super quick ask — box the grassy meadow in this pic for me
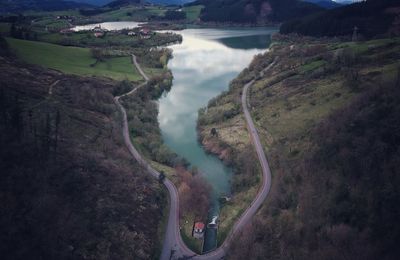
[7,38,141,81]
[183,5,204,22]
[92,6,166,22]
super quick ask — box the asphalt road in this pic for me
[115,55,276,260]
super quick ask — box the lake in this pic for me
[72,21,142,31]
[157,27,276,252]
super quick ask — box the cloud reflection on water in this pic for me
[158,28,272,194]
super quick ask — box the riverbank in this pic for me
[157,28,277,253]
[198,34,400,259]
[118,44,213,254]
[2,8,278,257]
[197,49,272,244]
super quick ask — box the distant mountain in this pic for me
[104,0,141,8]
[303,0,342,9]
[0,0,92,13]
[149,0,194,5]
[72,0,194,6]
[281,0,400,38]
[72,0,112,6]
[187,0,323,24]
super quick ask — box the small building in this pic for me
[127,31,136,36]
[193,222,205,239]
[140,28,153,39]
[94,32,105,38]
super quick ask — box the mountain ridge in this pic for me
[0,0,92,13]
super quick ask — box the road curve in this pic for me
[114,54,276,260]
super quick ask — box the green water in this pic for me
[157,27,276,252]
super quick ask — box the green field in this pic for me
[183,5,203,22]
[0,22,11,33]
[94,6,166,21]
[7,38,141,81]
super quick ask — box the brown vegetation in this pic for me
[0,54,165,259]
[175,166,212,220]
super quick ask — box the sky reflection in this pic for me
[158,28,274,195]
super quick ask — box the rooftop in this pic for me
[194,222,205,230]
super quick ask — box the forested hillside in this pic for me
[105,0,141,8]
[0,0,91,13]
[0,38,165,259]
[303,0,342,9]
[281,0,400,38]
[188,0,322,24]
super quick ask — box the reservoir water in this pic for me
[72,21,142,31]
[157,27,276,252]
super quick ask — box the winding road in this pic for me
[114,54,276,260]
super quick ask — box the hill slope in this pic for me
[303,0,342,9]
[281,0,400,38]
[0,0,91,13]
[0,41,166,259]
[105,0,141,8]
[188,0,323,24]
[198,35,400,259]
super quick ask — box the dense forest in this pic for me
[0,39,165,259]
[0,0,90,13]
[281,0,400,38]
[105,0,140,8]
[188,0,322,24]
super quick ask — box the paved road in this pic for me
[115,55,276,260]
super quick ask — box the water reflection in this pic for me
[158,28,274,195]
[72,21,141,31]
[158,27,275,253]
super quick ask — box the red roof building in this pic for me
[193,222,205,239]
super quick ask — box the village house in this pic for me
[193,222,205,239]
[93,25,106,38]
[140,28,153,39]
